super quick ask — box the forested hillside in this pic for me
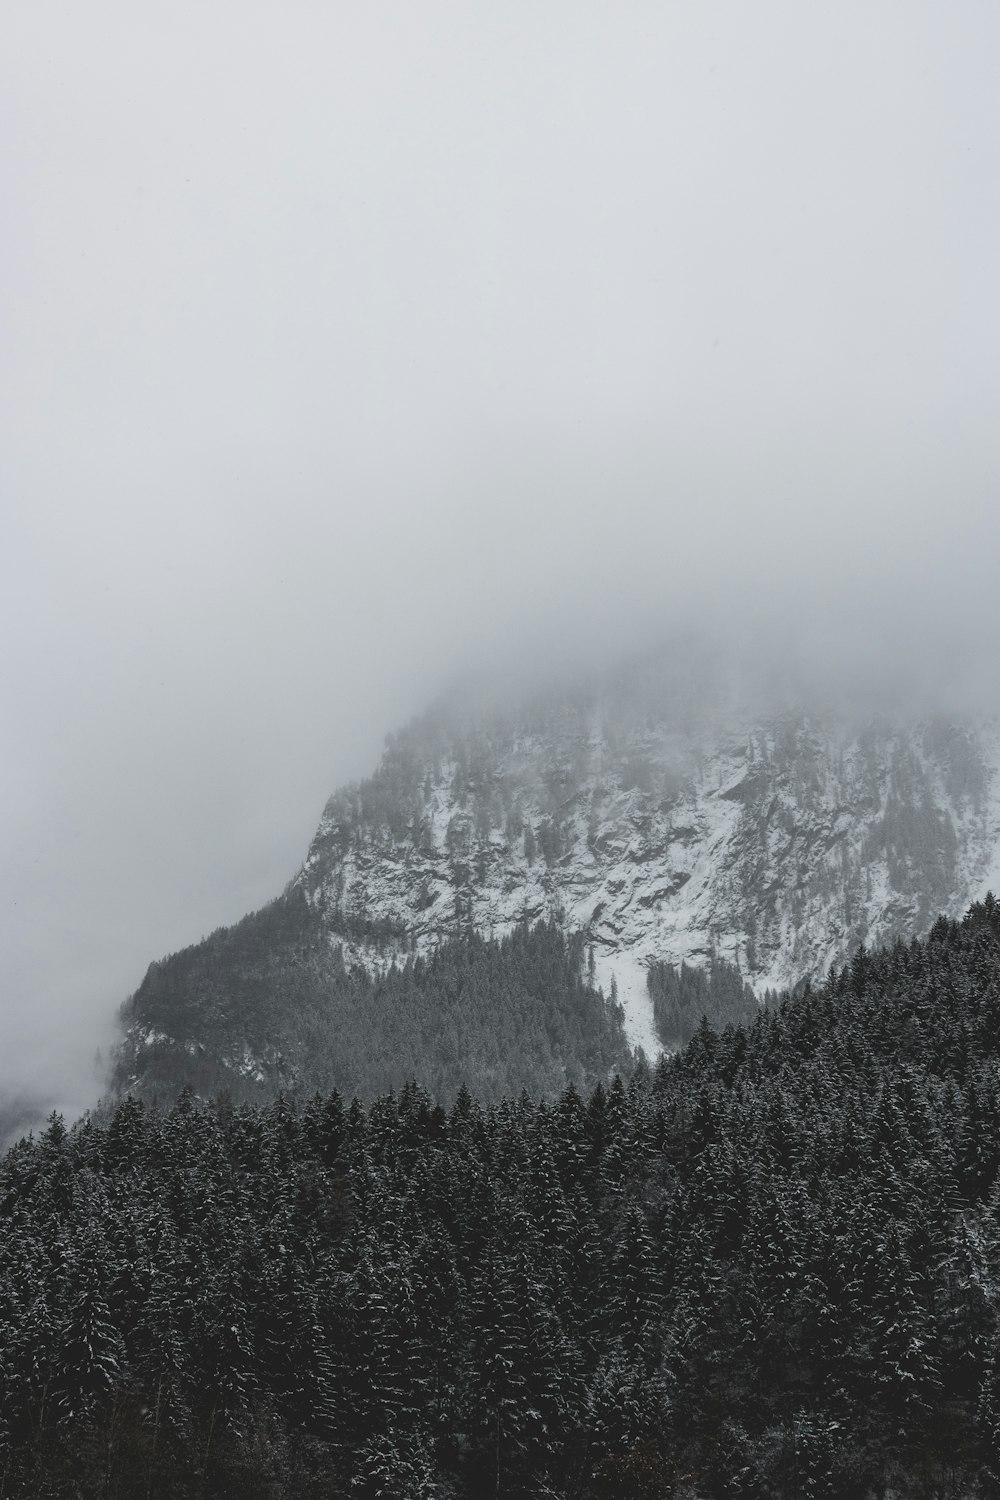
[7,898,1000,1496]
[113,910,631,1105]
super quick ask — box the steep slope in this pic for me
[114,659,1000,1101]
[295,688,1000,1044]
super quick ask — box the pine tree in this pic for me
[52,1269,126,1427]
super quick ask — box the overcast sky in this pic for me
[3,1,999,1120]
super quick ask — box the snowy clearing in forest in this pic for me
[592,948,662,1060]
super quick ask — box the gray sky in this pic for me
[3,1,999,1120]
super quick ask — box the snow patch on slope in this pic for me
[592,949,662,1059]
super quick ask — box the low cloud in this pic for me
[2,0,998,1122]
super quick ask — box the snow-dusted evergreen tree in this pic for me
[52,1268,126,1427]
[5,899,1000,1493]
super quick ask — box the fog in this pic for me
[3,1,999,1125]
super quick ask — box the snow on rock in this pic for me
[974,720,1000,901]
[294,699,1000,1030]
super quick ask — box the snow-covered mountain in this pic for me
[295,677,1000,1057]
[113,655,1000,1098]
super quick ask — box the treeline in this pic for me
[113,913,631,1106]
[7,897,1000,1495]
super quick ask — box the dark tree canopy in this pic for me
[114,913,631,1106]
[6,897,1000,1495]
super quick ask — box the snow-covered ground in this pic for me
[592,948,662,1059]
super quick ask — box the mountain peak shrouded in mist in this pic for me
[6,5,1000,1490]
[5,0,1000,1133]
[112,647,1000,1107]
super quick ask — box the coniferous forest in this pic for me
[6,901,1000,1496]
[114,911,632,1106]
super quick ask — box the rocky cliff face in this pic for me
[114,660,1000,1099]
[294,688,1000,1055]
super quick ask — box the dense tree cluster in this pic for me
[646,955,758,1047]
[7,897,1000,1495]
[114,914,631,1106]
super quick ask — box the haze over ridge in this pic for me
[2,1,999,1123]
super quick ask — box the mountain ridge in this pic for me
[114,658,1000,1101]
[292,685,1000,1047]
